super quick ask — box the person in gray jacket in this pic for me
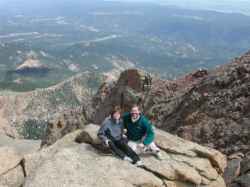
[98,106,142,165]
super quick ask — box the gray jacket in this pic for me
[98,117,124,143]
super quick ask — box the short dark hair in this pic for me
[110,106,121,117]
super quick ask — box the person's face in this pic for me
[112,111,121,121]
[130,107,140,120]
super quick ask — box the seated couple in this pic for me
[97,104,162,166]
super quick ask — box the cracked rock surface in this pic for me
[0,134,40,187]
[23,124,227,187]
[0,146,25,187]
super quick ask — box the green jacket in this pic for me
[123,112,155,145]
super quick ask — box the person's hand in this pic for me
[105,139,110,147]
[138,143,145,148]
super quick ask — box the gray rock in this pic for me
[0,147,23,176]
[0,147,25,187]
[0,165,24,187]
[0,133,40,155]
[233,173,250,187]
[241,158,250,175]
[32,124,226,187]
[223,158,241,185]
[24,144,163,187]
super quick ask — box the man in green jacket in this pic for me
[123,104,162,159]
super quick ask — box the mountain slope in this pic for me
[0,72,99,138]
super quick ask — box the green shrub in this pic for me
[21,119,47,140]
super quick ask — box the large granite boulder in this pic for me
[24,144,163,187]
[24,124,227,187]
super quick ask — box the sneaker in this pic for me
[154,151,163,160]
[123,156,133,163]
[134,160,144,167]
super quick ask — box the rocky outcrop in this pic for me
[41,108,87,147]
[14,58,49,75]
[159,53,250,156]
[24,124,227,187]
[92,69,150,124]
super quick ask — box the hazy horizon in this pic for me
[105,0,250,15]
